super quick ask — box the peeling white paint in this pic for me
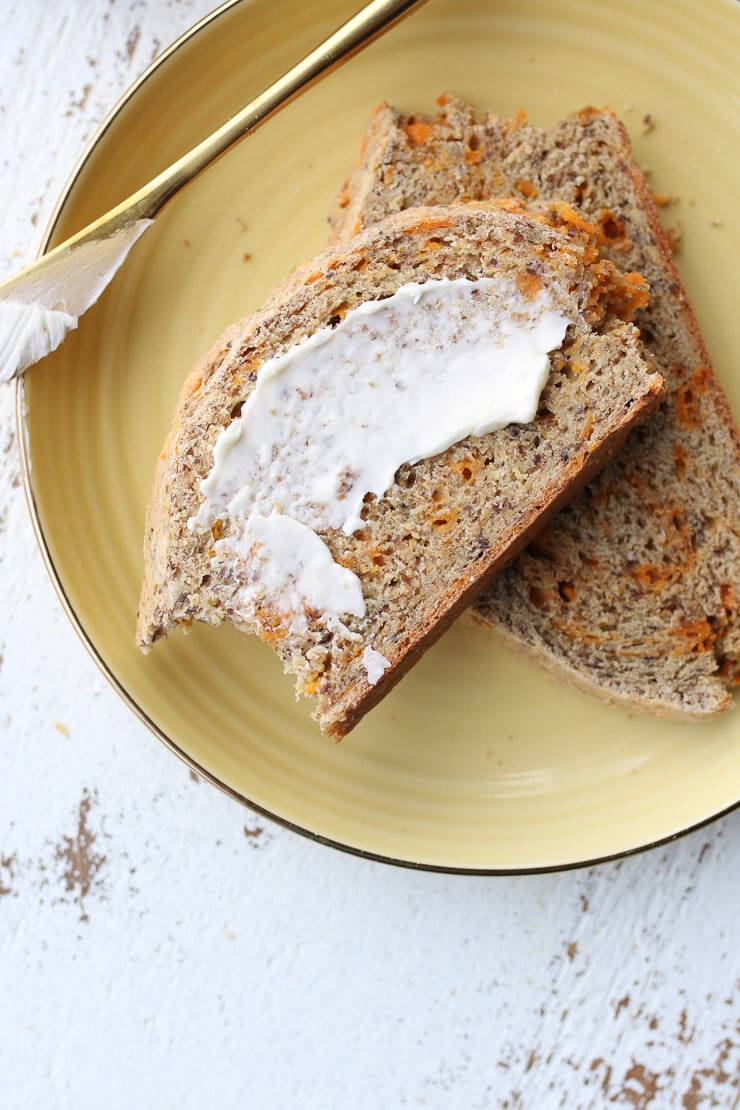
[0,3,739,1110]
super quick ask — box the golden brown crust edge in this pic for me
[136,200,664,737]
[137,198,631,649]
[615,111,740,462]
[323,369,666,737]
[326,98,740,720]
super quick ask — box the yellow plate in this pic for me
[19,0,740,871]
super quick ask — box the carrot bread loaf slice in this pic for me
[329,98,740,720]
[137,201,664,737]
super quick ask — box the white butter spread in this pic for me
[362,646,391,686]
[196,277,570,536]
[194,275,572,638]
[0,218,152,381]
[222,512,365,637]
[0,301,78,378]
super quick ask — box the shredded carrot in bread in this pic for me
[692,365,713,394]
[670,619,717,655]
[392,211,458,237]
[489,197,529,215]
[450,456,484,483]
[516,268,544,299]
[629,563,665,588]
[404,120,434,146]
[673,383,702,428]
[509,108,527,129]
[515,177,538,198]
[544,202,598,239]
[253,605,291,644]
[609,271,650,319]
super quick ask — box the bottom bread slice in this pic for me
[137,202,665,737]
[329,97,740,721]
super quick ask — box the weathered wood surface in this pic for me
[0,3,738,1107]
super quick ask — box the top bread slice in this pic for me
[137,200,664,737]
[329,97,740,720]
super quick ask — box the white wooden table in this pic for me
[1,3,739,1107]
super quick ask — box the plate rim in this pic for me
[15,0,740,875]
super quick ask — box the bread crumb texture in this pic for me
[137,200,663,736]
[328,97,740,722]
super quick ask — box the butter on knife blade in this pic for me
[0,218,152,382]
[0,301,79,377]
[0,1,431,384]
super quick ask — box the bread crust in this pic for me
[137,201,664,737]
[329,99,740,721]
[320,378,664,737]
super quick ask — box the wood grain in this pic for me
[0,3,738,1107]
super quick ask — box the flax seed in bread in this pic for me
[136,201,664,738]
[329,98,740,720]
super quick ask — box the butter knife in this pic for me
[0,0,428,382]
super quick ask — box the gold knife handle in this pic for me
[139,0,429,218]
[0,0,428,304]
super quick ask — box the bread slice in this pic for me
[329,98,740,720]
[137,201,665,737]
